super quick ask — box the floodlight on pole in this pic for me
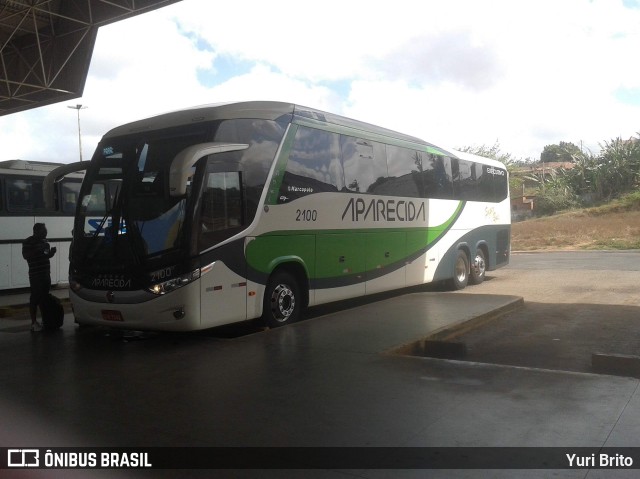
[67,104,88,161]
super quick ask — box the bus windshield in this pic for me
[72,118,285,277]
[75,135,201,268]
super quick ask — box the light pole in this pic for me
[67,104,87,161]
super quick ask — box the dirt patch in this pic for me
[512,210,640,251]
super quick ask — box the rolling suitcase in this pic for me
[41,293,64,331]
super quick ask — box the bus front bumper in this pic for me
[70,280,202,332]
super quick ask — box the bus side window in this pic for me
[341,137,387,194]
[455,159,477,200]
[6,178,44,212]
[493,168,509,201]
[383,145,421,198]
[61,180,81,215]
[476,164,494,202]
[279,126,344,202]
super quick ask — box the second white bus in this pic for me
[0,160,83,290]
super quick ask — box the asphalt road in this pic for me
[459,250,640,305]
[2,250,640,478]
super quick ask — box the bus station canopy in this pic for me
[0,0,181,116]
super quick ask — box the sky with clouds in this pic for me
[1,0,640,164]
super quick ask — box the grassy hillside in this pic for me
[512,192,640,250]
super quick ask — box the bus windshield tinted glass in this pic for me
[77,135,200,264]
[128,168,187,256]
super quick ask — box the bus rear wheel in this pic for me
[469,248,486,285]
[451,250,469,290]
[263,271,301,328]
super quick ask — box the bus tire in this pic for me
[469,247,486,285]
[262,271,301,328]
[451,250,469,290]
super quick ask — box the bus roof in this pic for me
[0,159,67,171]
[0,159,85,177]
[102,101,443,152]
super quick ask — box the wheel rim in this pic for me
[473,254,486,278]
[455,256,467,283]
[270,283,295,322]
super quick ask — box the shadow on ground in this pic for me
[396,301,640,378]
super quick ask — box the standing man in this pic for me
[22,223,57,332]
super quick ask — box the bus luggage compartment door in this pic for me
[314,233,366,304]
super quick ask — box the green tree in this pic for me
[458,141,514,167]
[593,136,640,200]
[525,167,581,215]
[558,148,596,198]
[540,141,582,163]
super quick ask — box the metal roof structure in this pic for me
[0,0,181,116]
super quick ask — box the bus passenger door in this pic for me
[197,168,247,327]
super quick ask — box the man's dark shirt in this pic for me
[22,235,52,281]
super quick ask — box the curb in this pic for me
[423,296,524,342]
[592,353,640,379]
[389,296,524,357]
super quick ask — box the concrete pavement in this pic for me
[0,286,70,329]
[2,266,640,477]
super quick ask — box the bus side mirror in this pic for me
[169,142,249,197]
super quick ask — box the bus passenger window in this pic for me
[341,137,387,194]
[61,181,81,214]
[455,159,478,200]
[383,145,425,198]
[6,178,44,212]
[493,167,509,201]
[279,126,343,202]
[421,154,454,200]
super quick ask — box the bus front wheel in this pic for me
[451,250,469,290]
[263,271,301,328]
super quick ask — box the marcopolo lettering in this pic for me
[288,185,314,193]
[342,197,426,222]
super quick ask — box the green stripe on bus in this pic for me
[246,202,464,279]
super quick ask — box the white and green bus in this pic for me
[69,101,510,331]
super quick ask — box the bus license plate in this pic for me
[102,310,124,322]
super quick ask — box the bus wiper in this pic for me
[91,211,110,239]
[114,182,147,267]
[81,209,112,262]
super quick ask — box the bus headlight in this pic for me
[148,269,201,295]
